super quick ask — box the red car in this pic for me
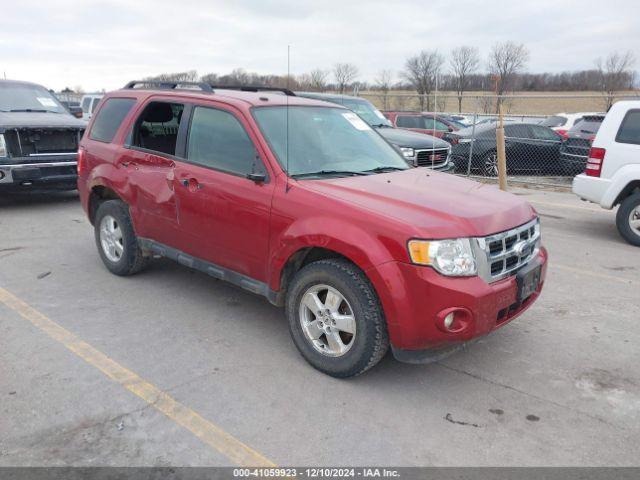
[78,81,547,377]
[384,111,460,138]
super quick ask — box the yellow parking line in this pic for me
[0,287,275,467]
[553,264,636,285]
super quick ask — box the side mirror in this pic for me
[448,127,454,132]
[246,172,266,183]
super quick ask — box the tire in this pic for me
[285,258,389,378]
[482,150,499,177]
[94,199,149,275]
[616,193,640,247]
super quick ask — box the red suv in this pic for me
[78,81,547,377]
[384,111,460,138]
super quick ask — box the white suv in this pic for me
[572,101,640,246]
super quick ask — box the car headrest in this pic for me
[144,103,174,123]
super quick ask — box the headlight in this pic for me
[399,147,415,158]
[0,134,7,157]
[408,238,477,276]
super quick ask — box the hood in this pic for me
[300,168,536,238]
[376,127,449,149]
[0,111,86,130]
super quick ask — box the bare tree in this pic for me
[403,50,444,110]
[487,41,529,112]
[145,70,199,82]
[200,73,219,84]
[596,51,636,109]
[450,46,480,113]
[374,70,393,110]
[309,69,329,92]
[333,63,359,94]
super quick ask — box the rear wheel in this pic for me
[616,193,640,247]
[94,200,149,275]
[285,258,389,378]
[482,151,499,177]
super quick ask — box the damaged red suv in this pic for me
[78,81,547,377]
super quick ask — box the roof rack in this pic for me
[209,85,296,96]
[123,80,213,92]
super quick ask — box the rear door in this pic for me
[121,99,187,244]
[504,124,536,172]
[173,103,274,282]
[530,125,563,174]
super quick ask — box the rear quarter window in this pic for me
[615,109,640,146]
[89,98,136,143]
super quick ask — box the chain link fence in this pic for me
[360,92,639,188]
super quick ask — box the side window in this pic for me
[505,124,530,139]
[433,119,450,131]
[615,110,640,146]
[531,125,560,141]
[91,98,101,113]
[81,97,91,113]
[132,101,185,156]
[89,97,136,143]
[187,106,258,176]
[396,116,421,128]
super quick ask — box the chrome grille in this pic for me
[415,148,450,167]
[475,218,540,282]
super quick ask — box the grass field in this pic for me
[359,90,640,115]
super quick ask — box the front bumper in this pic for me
[0,156,78,191]
[366,247,548,360]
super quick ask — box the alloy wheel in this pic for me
[299,284,356,357]
[99,214,124,262]
[629,206,640,238]
[484,153,499,176]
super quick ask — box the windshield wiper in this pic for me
[361,166,408,173]
[291,170,370,179]
[372,123,391,128]
[9,108,50,113]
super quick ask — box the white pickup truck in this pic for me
[573,101,640,246]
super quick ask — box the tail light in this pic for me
[77,147,86,174]
[585,147,605,177]
[557,129,568,139]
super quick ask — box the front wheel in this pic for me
[616,193,640,246]
[285,259,389,377]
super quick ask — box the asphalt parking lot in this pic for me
[1,186,638,467]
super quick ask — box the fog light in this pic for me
[435,307,472,334]
[444,312,455,329]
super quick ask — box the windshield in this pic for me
[0,83,66,113]
[541,115,567,127]
[253,106,410,177]
[570,117,603,135]
[331,98,392,127]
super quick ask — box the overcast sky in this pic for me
[1,0,638,92]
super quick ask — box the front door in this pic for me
[173,104,274,282]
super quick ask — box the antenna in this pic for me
[285,44,291,192]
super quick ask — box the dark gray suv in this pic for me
[296,92,453,171]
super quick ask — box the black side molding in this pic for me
[138,238,281,305]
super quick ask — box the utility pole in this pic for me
[496,104,508,191]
